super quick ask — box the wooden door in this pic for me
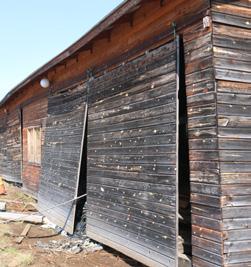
[38,83,87,234]
[86,38,180,267]
[21,97,48,195]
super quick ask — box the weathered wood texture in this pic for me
[0,110,21,183]
[86,40,178,267]
[184,15,224,266]
[22,97,48,196]
[212,1,251,266]
[0,115,7,179]
[38,83,87,234]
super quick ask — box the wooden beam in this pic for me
[0,212,43,223]
[16,223,32,244]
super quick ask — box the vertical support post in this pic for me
[175,34,181,267]
[18,107,23,183]
[75,103,88,201]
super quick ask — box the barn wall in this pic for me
[34,0,212,264]
[0,110,22,183]
[22,97,48,195]
[0,115,7,179]
[79,2,215,266]
[0,0,223,265]
[212,1,251,266]
[0,0,209,188]
[0,79,49,185]
[38,83,87,234]
[183,14,224,267]
[86,40,179,267]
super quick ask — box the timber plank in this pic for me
[86,226,174,267]
[212,2,251,18]
[193,246,223,265]
[212,11,251,29]
[192,225,222,243]
[87,197,176,228]
[87,212,176,248]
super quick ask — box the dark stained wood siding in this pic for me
[0,115,7,179]
[212,1,251,266]
[22,97,48,196]
[183,16,224,266]
[0,110,22,183]
[38,83,87,234]
[86,40,178,267]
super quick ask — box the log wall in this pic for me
[212,1,251,266]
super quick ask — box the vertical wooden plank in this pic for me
[175,34,181,267]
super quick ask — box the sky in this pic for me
[0,0,123,101]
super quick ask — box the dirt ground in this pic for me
[0,183,145,267]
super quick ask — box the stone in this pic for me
[0,202,6,211]
[70,245,82,254]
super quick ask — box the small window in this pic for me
[27,127,41,164]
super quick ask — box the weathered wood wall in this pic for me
[0,115,7,180]
[0,0,210,193]
[4,0,244,266]
[212,1,251,266]
[0,110,22,183]
[0,85,49,186]
[86,40,178,267]
[188,1,251,266]
[183,13,224,267]
[38,83,87,234]
[22,97,48,195]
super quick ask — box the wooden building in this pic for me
[0,0,250,266]
[0,83,48,191]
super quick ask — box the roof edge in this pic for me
[0,0,142,107]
